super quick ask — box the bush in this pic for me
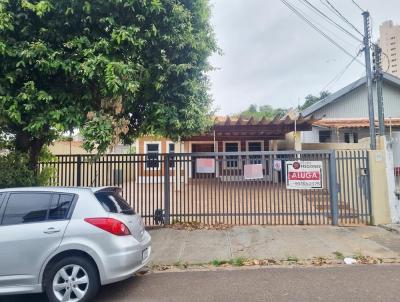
[0,147,57,189]
[0,152,39,188]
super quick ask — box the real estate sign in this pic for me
[286,161,323,190]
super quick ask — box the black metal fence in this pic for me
[40,150,371,226]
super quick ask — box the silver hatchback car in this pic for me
[0,186,151,302]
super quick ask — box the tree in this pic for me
[0,0,217,170]
[300,91,330,111]
[238,104,287,120]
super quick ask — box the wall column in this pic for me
[369,148,391,225]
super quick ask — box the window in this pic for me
[48,194,74,220]
[247,142,262,164]
[344,132,359,144]
[168,143,175,168]
[2,193,52,225]
[319,131,331,143]
[145,143,160,169]
[95,191,134,215]
[225,142,239,168]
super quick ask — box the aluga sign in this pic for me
[286,161,323,189]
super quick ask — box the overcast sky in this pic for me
[208,0,400,115]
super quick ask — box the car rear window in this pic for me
[2,193,52,225]
[95,191,134,215]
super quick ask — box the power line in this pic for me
[280,0,364,65]
[298,0,363,43]
[352,0,364,12]
[295,0,361,50]
[325,0,364,37]
[322,49,363,91]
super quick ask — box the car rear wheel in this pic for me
[44,256,100,302]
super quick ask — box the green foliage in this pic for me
[230,257,246,266]
[210,257,246,267]
[0,152,38,188]
[0,0,217,168]
[211,259,228,267]
[286,255,299,262]
[0,149,56,188]
[299,91,330,111]
[237,104,287,120]
[333,251,345,260]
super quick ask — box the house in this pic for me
[49,133,133,155]
[301,73,400,145]
[136,115,314,181]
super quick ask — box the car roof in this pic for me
[0,186,119,194]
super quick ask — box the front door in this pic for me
[0,192,72,288]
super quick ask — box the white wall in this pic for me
[311,81,400,119]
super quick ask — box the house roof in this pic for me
[313,118,400,129]
[301,73,400,117]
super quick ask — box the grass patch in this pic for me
[333,251,345,260]
[230,257,246,267]
[210,257,247,267]
[211,259,229,267]
[286,256,299,262]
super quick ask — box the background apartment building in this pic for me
[380,20,400,78]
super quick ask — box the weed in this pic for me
[211,259,228,267]
[231,257,246,266]
[286,256,299,262]
[333,251,345,260]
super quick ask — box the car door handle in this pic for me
[43,227,61,234]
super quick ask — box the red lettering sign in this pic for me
[288,171,320,181]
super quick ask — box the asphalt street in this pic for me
[2,265,400,302]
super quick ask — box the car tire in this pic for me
[44,256,100,302]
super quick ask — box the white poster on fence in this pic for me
[244,164,264,180]
[273,160,282,172]
[286,161,323,190]
[196,158,215,173]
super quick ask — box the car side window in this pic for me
[48,194,75,220]
[0,193,4,214]
[1,193,52,225]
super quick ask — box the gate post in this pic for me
[329,151,339,225]
[164,154,171,225]
[76,155,82,187]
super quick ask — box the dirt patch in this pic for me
[150,256,400,273]
[168,221,232,231]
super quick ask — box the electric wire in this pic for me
[280,0,364,65]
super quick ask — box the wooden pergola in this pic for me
[185,115,315,142]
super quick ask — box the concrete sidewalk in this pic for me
[149,226,400,265]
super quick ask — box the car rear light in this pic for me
[84,218,131,236]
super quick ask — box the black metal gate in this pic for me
[40,150,371,226]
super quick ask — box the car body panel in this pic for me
[0,187,151,296]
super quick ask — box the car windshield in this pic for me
[94,191,135,215]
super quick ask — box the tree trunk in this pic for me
[15,132,46,174]
[29,138,45,173]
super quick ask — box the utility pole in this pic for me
[373,45,385,136]
[362,11,376,150]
